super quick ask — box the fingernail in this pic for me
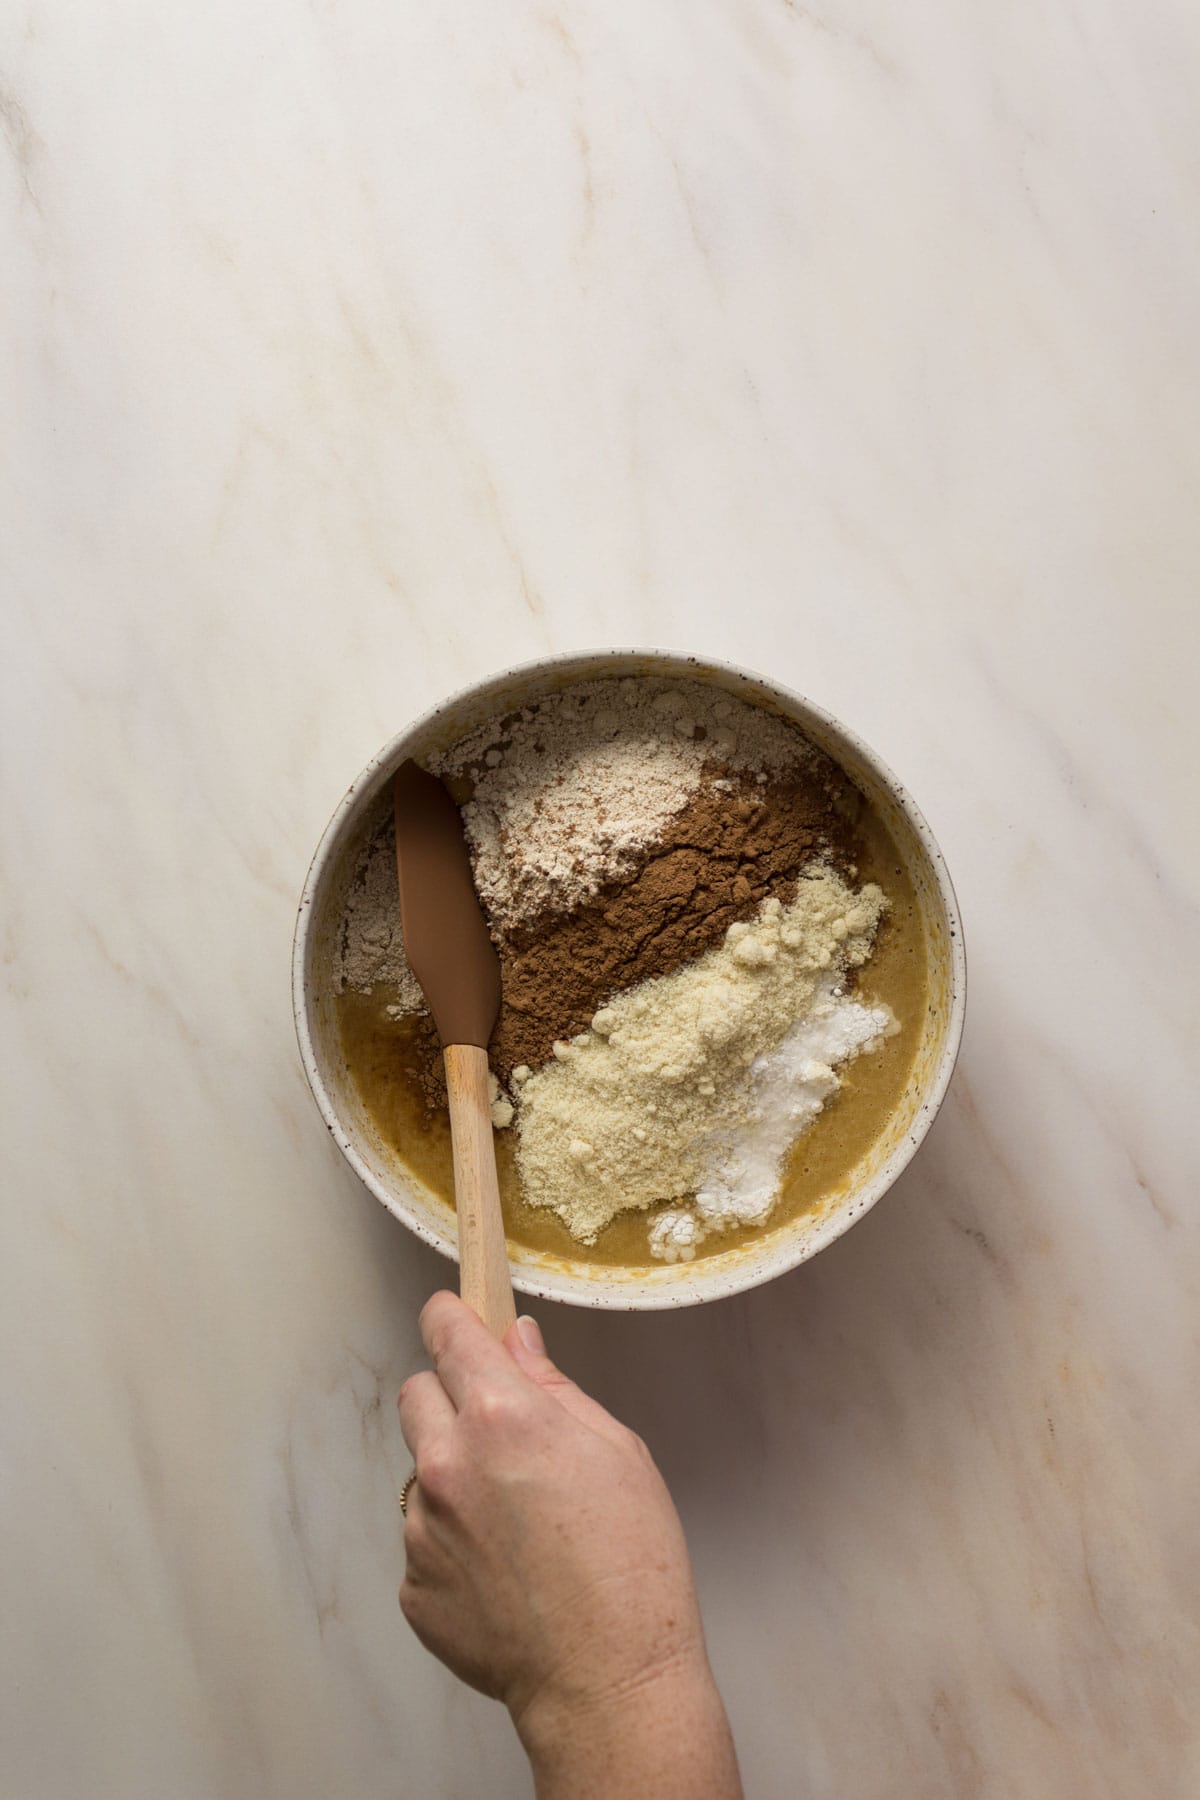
[517,1314,545,1353]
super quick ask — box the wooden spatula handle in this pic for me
[442,1043,517,1337]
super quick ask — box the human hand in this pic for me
[398,1292,741,1799]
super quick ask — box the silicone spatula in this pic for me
[392,759,516,1337]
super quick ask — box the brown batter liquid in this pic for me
[336,806,927,1269]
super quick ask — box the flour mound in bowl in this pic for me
[427,676,817,934]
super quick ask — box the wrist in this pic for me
[515,1653,741,1800]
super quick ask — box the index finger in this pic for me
[420,1289,522,1408]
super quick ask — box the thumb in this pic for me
[504,1315,634,1447]
[504,1313,568,1389]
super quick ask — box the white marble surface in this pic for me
[3,1,1199,1794]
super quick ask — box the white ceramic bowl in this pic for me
[293,650,965,1309]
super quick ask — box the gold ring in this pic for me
[400,1471,417,1517]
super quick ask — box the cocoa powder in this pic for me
[410,757,866,1107]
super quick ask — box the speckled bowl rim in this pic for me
[293,649,966,1310]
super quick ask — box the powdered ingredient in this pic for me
[515,870,887,1245]
[427,678,819,934]
[339,741,868,1100]
[491,760,861,1081]
[648,981,897,1261]
[337,819,423,1011]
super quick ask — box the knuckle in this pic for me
[467,1385,523,1435]
[399,1370,432,1409]
[415,1438,456,1502]
[398,1579,421,1629]
[623,1426,653,1463]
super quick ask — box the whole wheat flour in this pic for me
[427,677,818,935]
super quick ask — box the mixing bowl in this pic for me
[292,649,965,1309]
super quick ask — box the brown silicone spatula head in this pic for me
[392,760,501,1049]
